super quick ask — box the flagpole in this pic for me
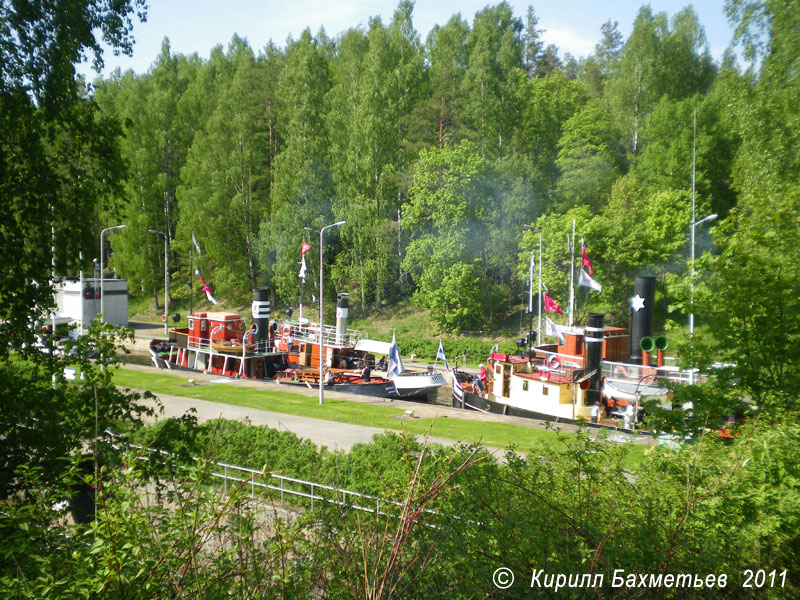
[568,219,576,327]
[189,245,194,317]
[538,231,542,341]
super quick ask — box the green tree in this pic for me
[402,142,506,330]
[605,6,716,157]
[411,15,470,149]
[590,175,690,320]
[462,2,523,159]
[178,37,270,297]
[260,29,335,305]
[554,102,622,212]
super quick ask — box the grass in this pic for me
[112,366,649,465]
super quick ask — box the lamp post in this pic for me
[148,229,169,334]
[689,213,717,337]
[100,224,126,323]
[304,220,346,405]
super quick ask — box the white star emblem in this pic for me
[631,294,645,312]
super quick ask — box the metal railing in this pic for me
[602,360,695,384]
[283,321,363,349]
[109,433,471,529]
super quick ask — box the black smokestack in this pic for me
[252,288,271,347]
[629,276,655,364]
[585,312,604,406]
[335,293,349,344]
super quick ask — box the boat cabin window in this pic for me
[542,386,549,396]
[523,381,528,391]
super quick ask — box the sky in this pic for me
[77,0,736,81]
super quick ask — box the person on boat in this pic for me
[376,356,387,371]
[324,369,334,386]
[361,363,371,382]
[474,374,484,395]
[479,363,488,391]
[591,401,601,424]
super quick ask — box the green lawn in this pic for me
[113,367,650,464]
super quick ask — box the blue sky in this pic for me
[78,0,736,80]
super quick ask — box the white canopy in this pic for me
[353,339,393,356]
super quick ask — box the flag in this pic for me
[298,255,307,282]
[301,240,311,255]
[387,331,405,379]
[581,238,593,276]
[192,231,202,256]
[544,292,565,315]
[195,269,218,305]
[578,267,602,292]
[436,339,449,371]
[546,316,566,345]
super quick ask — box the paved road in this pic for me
[138,390,465,453]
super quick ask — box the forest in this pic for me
[88,1,737,332]
[2,0,800,597]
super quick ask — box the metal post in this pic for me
[148,229,169,334]
[306,221,346,405]
[100,224,126,323]
[568,219,576,327]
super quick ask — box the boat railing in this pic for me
[285,321,364,348]
[178,331,275,355]
[602,360,695,384]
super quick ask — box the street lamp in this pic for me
[689,212,717,337]
[304,220,346,405]
[148,229,170,335]
[100,224,126,323]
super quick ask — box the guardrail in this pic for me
[110,432,472,529]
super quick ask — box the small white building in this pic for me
[54,277,128,330]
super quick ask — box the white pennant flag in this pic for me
[545,316,566,345]
[192,231,202,256]
[578,268,602,292]
[298,255,307,282]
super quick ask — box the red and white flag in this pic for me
[301,240,311,255]
[195,269,218,305]
[581,238,594,276]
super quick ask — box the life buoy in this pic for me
[161,314,167,322]
[547,355,560,369]
[539,367,550,382]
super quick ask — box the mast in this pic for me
[527,251,535,359]
[538,231,543,341]
[568,219,576,327]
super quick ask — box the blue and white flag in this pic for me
[387,331,405,379]
[436,339,449,370]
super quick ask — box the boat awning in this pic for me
[353,339,393,355]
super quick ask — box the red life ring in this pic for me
[539,367,550,382]
[548,355,560,369]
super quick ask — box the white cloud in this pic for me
[541,24,596,59]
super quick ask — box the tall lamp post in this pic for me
[100,224,126,323]
[689,213,717,337]
[148,229,170,335]
[304,220,346,405]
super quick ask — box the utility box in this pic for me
[54,277,129,329]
